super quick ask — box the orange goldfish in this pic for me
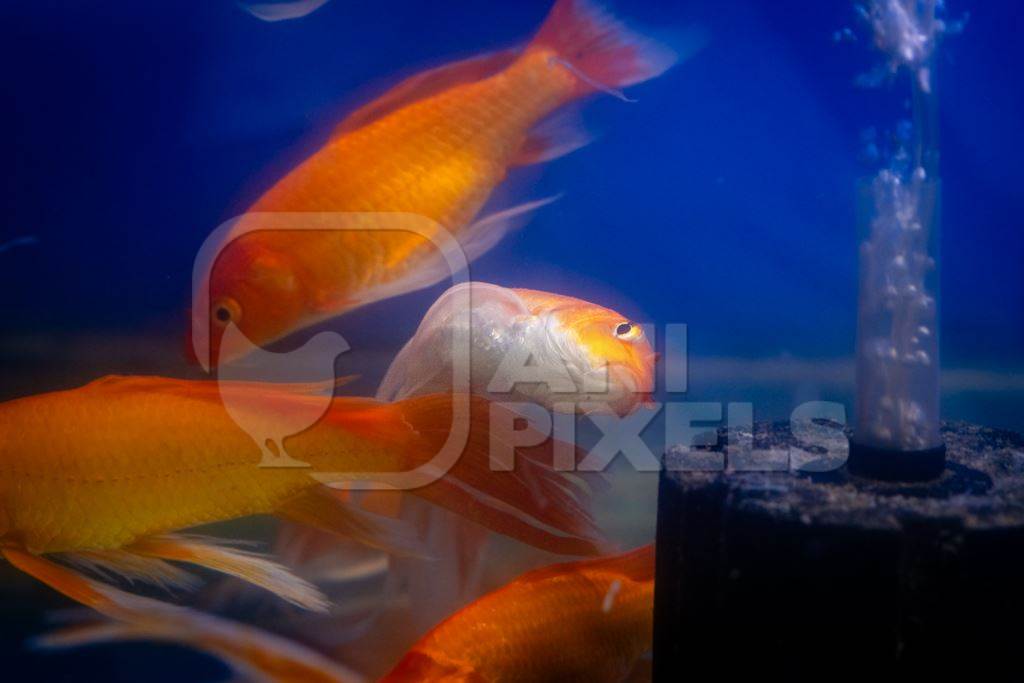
[382,544,655,682]
[0,375,603,616]
[44,545,655,683]
[198,0,678,366]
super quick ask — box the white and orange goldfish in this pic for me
[268,282,654,642]
[378,282,656,415]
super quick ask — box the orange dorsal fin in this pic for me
[78,374,359,402]
[333,48,520,137]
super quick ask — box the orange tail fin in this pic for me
[531,0,678,100]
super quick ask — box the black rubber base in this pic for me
[847,439,947,481]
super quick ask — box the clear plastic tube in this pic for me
[854,172,941,451]
[853,0,946,452]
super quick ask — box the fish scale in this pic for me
[0,383,334,552]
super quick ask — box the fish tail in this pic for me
[324,394,608,556]
[530,0,678,100]
[36,603,365,683]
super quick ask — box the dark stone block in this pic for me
[653,422,1024,680]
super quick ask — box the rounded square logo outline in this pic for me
[191,211,472,491]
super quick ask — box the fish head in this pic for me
[199,236,309,367]
[574,315,655,413]
[539,298,656,414]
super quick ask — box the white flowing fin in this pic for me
[128,535,329,613]
[57,550,201,593]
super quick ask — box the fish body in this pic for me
[382,544,655,683]
[42,546,654,683]
[0,376,386,553]
[0,375,602,616]
[201,0,677,365]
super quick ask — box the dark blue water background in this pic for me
[1,1,1022,679]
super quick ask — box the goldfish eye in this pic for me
[614,321,641,341]
[212,298,242,326]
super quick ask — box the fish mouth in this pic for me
[598,364,655,414]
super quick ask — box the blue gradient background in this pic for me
[0,1,1022,678]
[2,0,1021,362]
